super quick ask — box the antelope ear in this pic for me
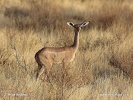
[80,22,89,27]
[67,22,74,27]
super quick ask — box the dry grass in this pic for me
[0,0,133,100]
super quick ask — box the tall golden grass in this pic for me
[1,0,133,99]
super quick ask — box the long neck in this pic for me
[71,30,79,50]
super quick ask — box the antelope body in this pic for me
[35,22,89,80]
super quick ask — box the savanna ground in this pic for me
[0,0,133,100]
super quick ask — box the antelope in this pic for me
[35,22,89,80]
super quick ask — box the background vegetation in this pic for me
[0,0,133,99]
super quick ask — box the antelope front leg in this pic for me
[62,62,69,78]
